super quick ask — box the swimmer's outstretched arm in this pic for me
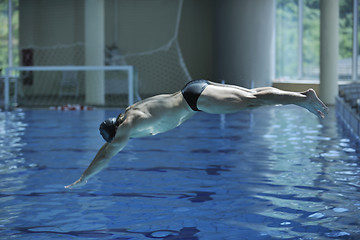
[65,133,129,189]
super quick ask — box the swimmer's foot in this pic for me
[297,89,328,119]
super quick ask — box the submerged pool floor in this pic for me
[1,106,360,239]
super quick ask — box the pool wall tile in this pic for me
[336,84,360,140]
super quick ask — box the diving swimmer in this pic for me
[65,80,328,189]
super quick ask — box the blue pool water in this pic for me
[1,106,360,239]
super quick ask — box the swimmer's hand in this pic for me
[64,141,126,189]
[64,177,87,189]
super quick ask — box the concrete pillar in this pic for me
[85,0,105,105]
[214,0,275,88]
[320,0,339,105]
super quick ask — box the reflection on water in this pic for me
[1,106,360,239]
[0,110,28,229]
[14,226,200,239]
[0,110,27,173]
[247,106,360,239]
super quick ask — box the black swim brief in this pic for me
[181,79,210,111]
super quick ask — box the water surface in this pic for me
[1,106,359,239]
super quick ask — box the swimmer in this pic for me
[65,80,328,189]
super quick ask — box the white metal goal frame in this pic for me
[3,65,139,110]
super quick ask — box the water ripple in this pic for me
[1,107,360,239]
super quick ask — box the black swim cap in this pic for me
[99,118,117,143]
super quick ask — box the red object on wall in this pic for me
[21,48,33,85]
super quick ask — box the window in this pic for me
[339,0,354,80]
[276,0,298,80]
[302,0,320,79]
[276,0,357,81]
[0,0,19,69]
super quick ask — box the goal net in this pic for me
[3,66,136,109]
[4,0,192,109]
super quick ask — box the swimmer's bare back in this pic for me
[65,80,328,189]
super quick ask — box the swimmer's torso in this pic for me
[121,91,196,138]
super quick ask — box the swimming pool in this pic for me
[1,106,359,239]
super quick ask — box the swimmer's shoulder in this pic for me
[121,107,151,127]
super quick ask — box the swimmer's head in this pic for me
[99,118,117,143]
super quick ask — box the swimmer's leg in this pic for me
[197,85,328,118]
[251,87,328,118]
